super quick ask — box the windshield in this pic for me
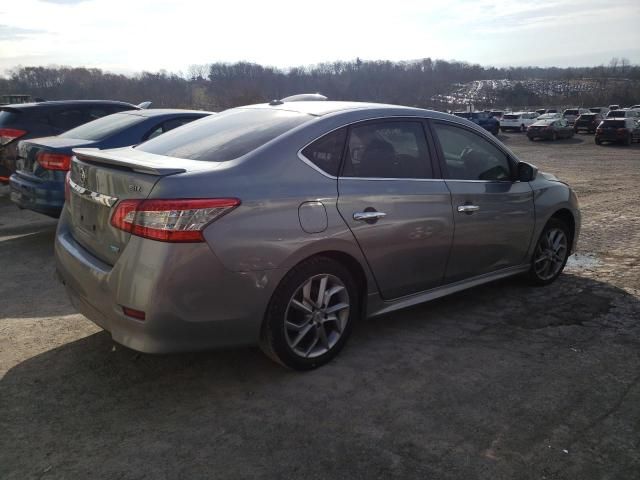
[60,112,145,141]
[136,108,312,162]
[564,109,579,115]
[503,114,519,120]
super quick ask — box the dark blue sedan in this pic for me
[9,109,212,217]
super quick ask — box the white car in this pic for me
[607,109,640,119]
[500,112,539,132]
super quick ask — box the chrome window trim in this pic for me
[296,115,439,181]
[68,177,119,207]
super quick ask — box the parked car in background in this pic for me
[488,110,504,121]
[562,108,589,126]
[606,109,640,119]
[1,100,142,182]
[536,108,558,115]
[630,105,640,110]
[595,118,640,146]
[54,100,580,370]
[9,109,211,217]
[608,104,620,111]
[453,111,499,135]
[537,113,562,120]
[527,118,574,141]
[0,94,36,105]
[574,113,604,134]
[589,107,610,116]
[500,112,539,132]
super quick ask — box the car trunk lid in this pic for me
[68,147,191,265]
[16,137,94,180]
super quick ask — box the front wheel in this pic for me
[260,256,359,370]
[528,219,570,286]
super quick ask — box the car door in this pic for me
[337,119,454,299]
[430,121,535,283]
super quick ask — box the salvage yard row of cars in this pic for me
[452,105,640,144]
[2,92,628,370]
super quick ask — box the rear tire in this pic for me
[260,256,360,370]
[595,138,602,145]
[528,218,570,286]
[520,124,525,132]
[625,134,632,146]
[552,132,557,141]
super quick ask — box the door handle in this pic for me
[353,211,387,222]
[457,204,480,214]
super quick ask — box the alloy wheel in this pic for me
[533,228,568,281]
[284,274,350,359]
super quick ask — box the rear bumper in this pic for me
[9,173,64,217]
[527,130,553,139]
[54,207,283,353]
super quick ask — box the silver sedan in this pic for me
[55,100,580,370]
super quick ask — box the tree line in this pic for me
[1,57,638,111]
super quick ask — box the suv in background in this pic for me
[562,108,589,126]
[606,109,640,119]
[574,113,604,134]
[0,100,140,181]
[500,112,539,132]
[608,104,621,111]
[595,118,640,145]
[589,107,610,116]
[452,111,500,135]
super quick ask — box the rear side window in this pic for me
[301,128,346,176]
[433,122,511,181]
[137,109,311,162]
[59,113,145,141]
[342,121,433,179]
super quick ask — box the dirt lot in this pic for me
[1,133,639,479]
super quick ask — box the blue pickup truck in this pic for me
[453,111,500,135]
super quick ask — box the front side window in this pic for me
[342,121,433,179]
[301,128,347,176]
[50,108,87,131]
[432,123,511,181]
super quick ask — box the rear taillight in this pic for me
[0,128,27,146]
[596,128,603,134]
[110,198,240,242]
[617,128,629,134]
[64,171,71,202]
[37,152,72,171]
[122,306,146,320]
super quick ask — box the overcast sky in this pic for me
[1,0,639,75]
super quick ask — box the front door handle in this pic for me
[353,211,387,222]
[457,204,480,214]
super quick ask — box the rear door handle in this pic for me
[353,211,387,222]
[457,204,480,214]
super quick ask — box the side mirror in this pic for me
[517,161,538,182]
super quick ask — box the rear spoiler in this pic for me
[73,148,186,176]
[137,101,152,109]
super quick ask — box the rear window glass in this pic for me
[603,120,626,128]
[503,114,519,120]
[137,109,311,162]
[578,114,595,119]
[0,110,20,126]
[564,110,579,115]
[60,113,145,141]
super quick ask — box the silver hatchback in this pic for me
[55,101,581,369]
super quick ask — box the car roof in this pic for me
[238,101,429,117]
[117,109,214,118]
[1,99,136,109]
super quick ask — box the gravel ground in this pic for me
[1,132,639,479]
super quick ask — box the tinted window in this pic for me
[144,117,201,141]
[50,108,87,131]
[564,109,579,115]
[342,121,432,179]
[503,114,519,120]
[433,123,511,181]
[137,109,311,162]
[60,113,145,141]
[301,128,346,176]
[603,120,626,128]
[0,110,20,126]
